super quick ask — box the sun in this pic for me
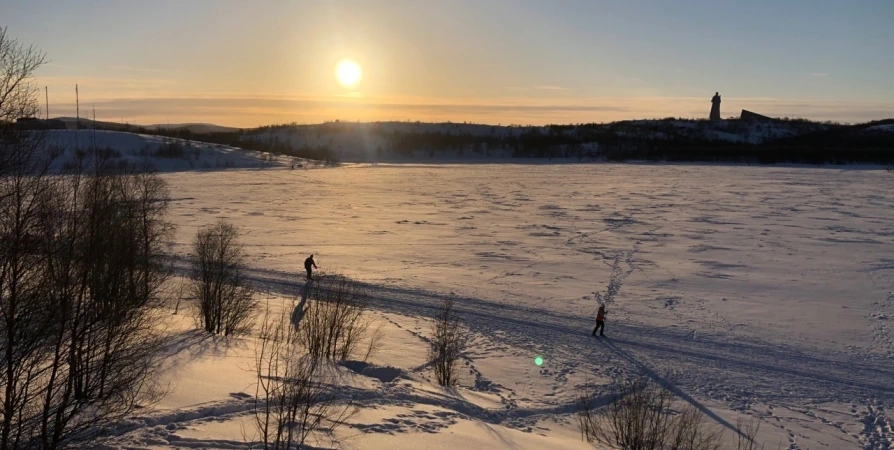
[335,59,362,88]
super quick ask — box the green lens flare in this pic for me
[534,356,543,366]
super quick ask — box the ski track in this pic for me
[152,256,894,448]
[110,165,894,448]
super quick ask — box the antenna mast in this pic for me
[75,84,80,129]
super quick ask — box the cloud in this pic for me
[107,65,175,74]
[40,75,179,95]
[503,85,570,92]
[810,73,829,77]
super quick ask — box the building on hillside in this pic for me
[739,110,779,123]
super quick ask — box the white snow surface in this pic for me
[105,164,894,449]
[42,130,303,171]
[864,124,894,133]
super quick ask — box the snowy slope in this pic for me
[864,124,894,133]
[42,130,304,172]
[100,164,894,449]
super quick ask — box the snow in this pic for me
[101,163,894,449]
[154,324,257,410]
[864,124,894,133]
[42,130,305,172]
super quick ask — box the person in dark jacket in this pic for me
[304,254,317,280]
[592,304,606,337]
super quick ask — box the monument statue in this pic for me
[710,92,721,121]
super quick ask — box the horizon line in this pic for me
[40,115,894,130]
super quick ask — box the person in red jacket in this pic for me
[592,304,606,337]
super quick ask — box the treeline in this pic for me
[380,127,602,159]
[769,119,894,149]
[601,118,894,164]
[108,117,894,165]
[376,119,894,164]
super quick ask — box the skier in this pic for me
[304,254,317,281]
[592,304,606,337]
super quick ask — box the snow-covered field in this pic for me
[108,163,894,449]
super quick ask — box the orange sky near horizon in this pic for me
[39,93,893,128]
[5,0,893,127]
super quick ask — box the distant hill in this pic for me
[52,117,238,134]
[145,123,240,134]
[51,117,894,165]
[55,116,135,131]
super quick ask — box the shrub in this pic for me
[297,273,378,361]
[190,220,256,336]
[253,300,354,449]
[92,146,121,159]
[429,297,469,386]
[575,377,772,450]
[155,139,185,159]
[576,377,723,450]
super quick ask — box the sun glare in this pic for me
[335,59,362,88]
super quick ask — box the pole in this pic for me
[74,84,80,149]
[75,84,80,130]
[45,86,49,120]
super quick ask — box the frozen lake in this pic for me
[155,163,894,449]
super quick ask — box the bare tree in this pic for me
[1,26,48,182]
[129,167,176,303]
[733,417,772,450]
[576,377,722,450]
[2,161,173,448]
[429,297,469,386]
[0,150,56,449]
[297,273,377,361]
[0,27,45,124]
[190,220,256,336]
[1,29,176,449]
[253,299,354,449]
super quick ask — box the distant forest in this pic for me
[101,117,894,165]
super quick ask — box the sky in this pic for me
[2,0,893,127]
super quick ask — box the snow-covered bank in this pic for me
[40,130,309,172]
[106,164,892,449]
